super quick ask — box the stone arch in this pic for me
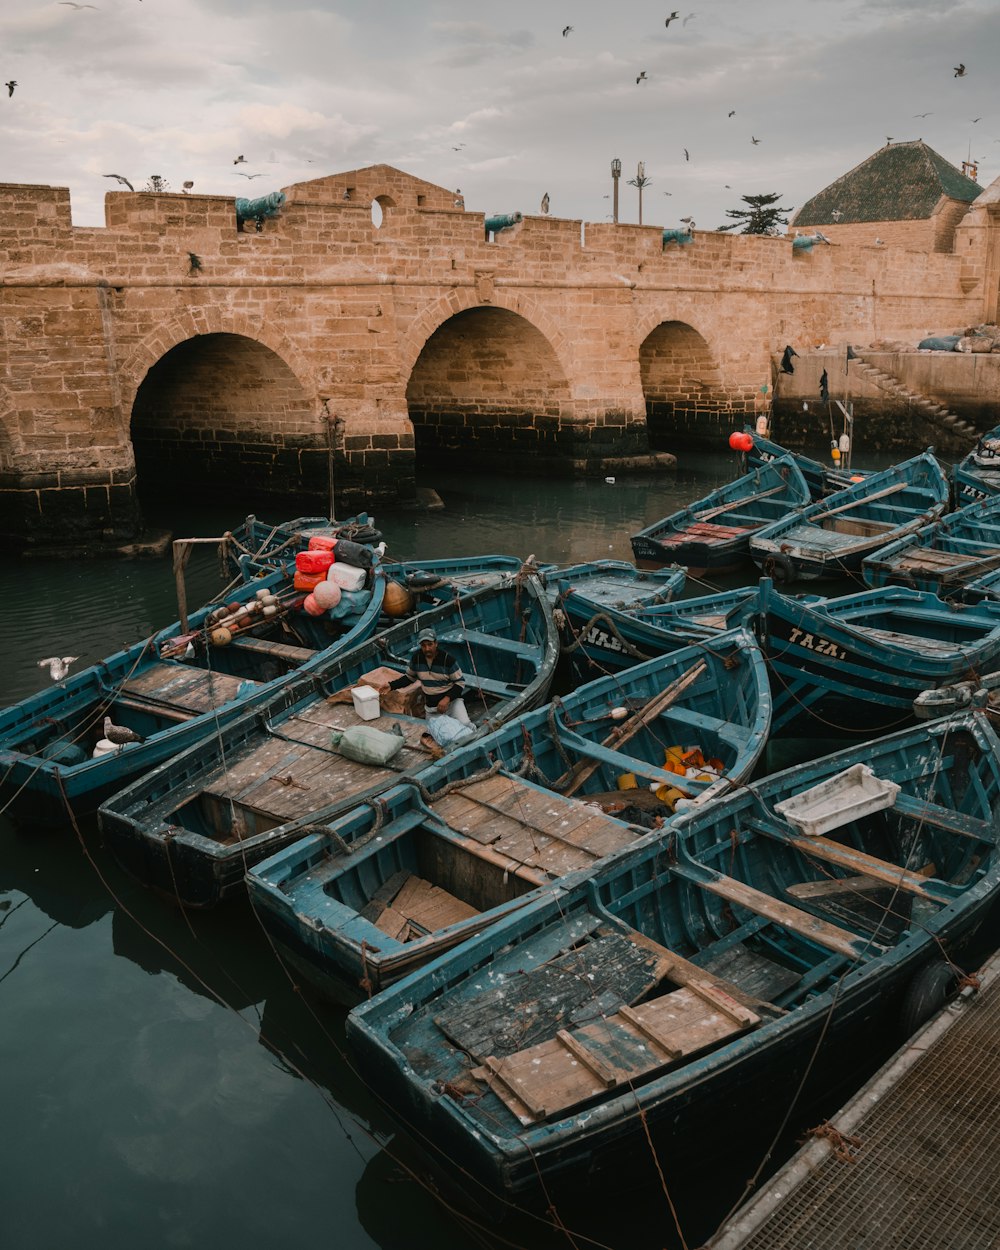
[404,297,575,470]
[637,316,729,450]
[123,313,327,504]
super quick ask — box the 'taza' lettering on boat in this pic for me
[787,626,848,660]
[584,626,624,653]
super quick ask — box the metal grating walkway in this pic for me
[704,950,1000,1249]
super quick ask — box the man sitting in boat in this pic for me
[387,627,472,727]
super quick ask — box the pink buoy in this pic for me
[302,592,325,616]
[312,580,342,610]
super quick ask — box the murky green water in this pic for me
[0,447,925,1250]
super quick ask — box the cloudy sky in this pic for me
[2,0,999,232]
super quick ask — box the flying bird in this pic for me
[104,716,145,746]
[5,80,15,97]
[886,136,894,144]
[683,11,696,23]
[562,25,573,36]
[665,11,679,26]
[540,191,550,214]
[662,190,673,195]
[103,173,133,190]
[59,2,99,8]
[683,147,689,161]
[914,111,933,118]
[636,70,647,83]
[751,135,761,145]
[38,656,77,682]
[234,172,263,179]
[954,63,966,77]
[233,154,247,164]
[728,109,736,117]
[971,117,982,123]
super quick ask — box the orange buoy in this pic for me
[383,581,415,617]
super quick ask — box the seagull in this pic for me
[954,63,966,77]
[971,117,982,123]
[233,154,247,164]
[665,11,679,26]
[562,25,573,36]
[831,209,843,220]
[38,656,77,682]
[814,231,832,244]
[680,216,695,231]
[104,716,145,746]
[103,173,133,190]
[182,180,194,192]
[728,109,736,117]
[662,190,673,195]
[875,237,884,245]
[636,70,647,83]
[886,136,894,144]
[683,12,696,24]
[59,2,99,8]
[914,112,933,118]
[751,135,761,145]
[234,172,263,179]
[540,191,550,214]
[5,80,15,97]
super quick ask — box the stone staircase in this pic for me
[850,352,980,441]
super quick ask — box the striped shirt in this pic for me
[390,646,464,709]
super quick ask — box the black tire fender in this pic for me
[763,552,795,584]
[406,571,446,590]
[899,960,958,1038]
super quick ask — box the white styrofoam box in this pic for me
[351,685,380,720]
[328,562,368,592]
[773,764,901,837]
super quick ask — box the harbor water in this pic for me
[0,446,944,1250]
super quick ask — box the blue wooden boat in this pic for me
[346,711,1000,1210]
[383,554,530,606]
[630,455,811,575]
[96,576,560,908]
[953,426,1000,509]
[750,452,950,583]
[0,555,387,828]
[862,497,1000,601]
[743,433,870,499]
[245,628,772,1001]
[222,512,382,576]
[555,585,763,679]
[755,576,1000,735]
[542,559,685,611]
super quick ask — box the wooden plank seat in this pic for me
[671,860,876,958]
[670,521,753,540]
[746,817,957,904]
[371,872,479,941]
[461,672,528,696]
[437,628,539,658]
[226,635,317,666]
[892,790,997,842]
[119,662,256,716]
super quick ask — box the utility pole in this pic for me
[611,158,621,224]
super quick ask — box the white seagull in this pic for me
[104,716,145,745]
[38,656,77,682]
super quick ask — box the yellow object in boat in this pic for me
[617,773,637,791]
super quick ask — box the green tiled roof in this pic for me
[793,141,982,226]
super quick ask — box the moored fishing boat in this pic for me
[743,432,870,499]
[96,574,559,908]
[630,455,811,575]
[245,628,772,1002]
[0,551,387,828]
[542,558,685,611]
[953,425,1000,508]
[749,452,949,583]
[345,711,1000,1211]
[862,496,1000,601]
[755,576,1000,735]
[222,512,382,576]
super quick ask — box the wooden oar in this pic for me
[560,660,707,797]
[694,482,789,523]
[807,479,910,522]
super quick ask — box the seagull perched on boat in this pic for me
[5,80,15,97]
[38,656,77,682]
[104,716,145,745]
[103,173,133,190]
[954,63,966,77]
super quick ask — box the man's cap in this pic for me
[417,628,437,643]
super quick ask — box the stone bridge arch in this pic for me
[402,290,578,471]
[636,315,741,450]
[121,311,327,505]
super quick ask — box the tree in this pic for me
[717,192,792,235]
[142,175,170,193]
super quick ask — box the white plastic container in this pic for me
[774,764,901,837]
[328,562,368,592]
[351,685,380,720]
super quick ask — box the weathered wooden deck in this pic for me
[704,946,1000,1249]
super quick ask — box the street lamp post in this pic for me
[627,160,651,225]
[611,158,621,224]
